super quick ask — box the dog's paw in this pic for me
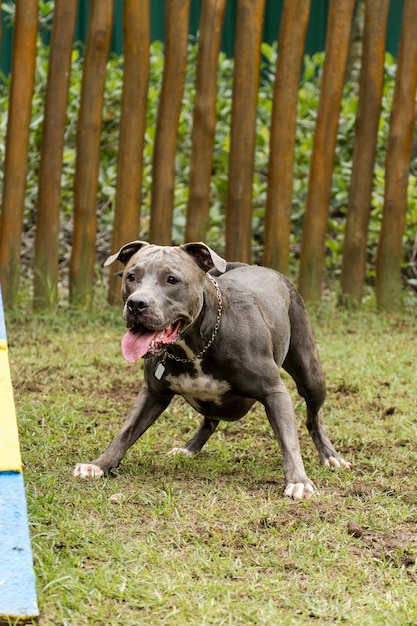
[73,463,104,479]
[167,446,195,457]
[284,481,316,500]
[324,456,352,470]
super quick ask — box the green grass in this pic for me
[6,298,417,625]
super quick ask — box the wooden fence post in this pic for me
[185,0,226,244]
[225,0,266,262]
[69,0,113,306]
[376,0,417,312]
[33,0,78,310]
[263,0,311,274]
[107,0,150,306]
[340,0,389,305]
[149,0,190,245]
[0,0,38,308]
[298,0,355,302]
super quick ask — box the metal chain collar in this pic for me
[164,273,223,364]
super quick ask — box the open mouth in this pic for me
[121,320,183,363]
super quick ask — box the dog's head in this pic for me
[104,242,226,362]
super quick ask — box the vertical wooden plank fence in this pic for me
[33,0,78,310]
[107,0,150,305]
[298,0,356,302]
[263,0,311,275]
[376,0,417,312]
[0,0,38,309]
[185,0,227,243]
[340,0,390,305]
[69,0,114,306]
[149,0,190,245]
[225,0,266,262]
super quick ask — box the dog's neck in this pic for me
[165,273,222,364]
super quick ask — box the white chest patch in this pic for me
[167,372,231,408]
[165,344,230,408]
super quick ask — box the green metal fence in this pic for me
[0,0,404,77]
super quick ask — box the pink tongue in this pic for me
[121,329,158,363]
[121,323,180,363]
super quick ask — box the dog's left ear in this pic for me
[104,241,150,267]
[182,242,227,274]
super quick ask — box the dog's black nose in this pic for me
[127,297,149,315]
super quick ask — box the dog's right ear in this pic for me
[104,241,149,267]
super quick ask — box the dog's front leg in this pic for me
[263,383,316,500]
[74,386,173,479]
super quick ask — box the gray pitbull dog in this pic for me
[74,241,350,499]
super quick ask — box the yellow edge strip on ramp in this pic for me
[0,339,22,472]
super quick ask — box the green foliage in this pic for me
[0,40,416,291]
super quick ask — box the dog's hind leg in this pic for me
[284,348,350,468]
[283,288,351,469]
[167,416,220,456]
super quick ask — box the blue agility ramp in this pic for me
[0,288,39,623]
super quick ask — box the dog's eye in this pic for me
[167,276,178,285]
[126,273,135,283]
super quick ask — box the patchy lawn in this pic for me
[6,299,417,625]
